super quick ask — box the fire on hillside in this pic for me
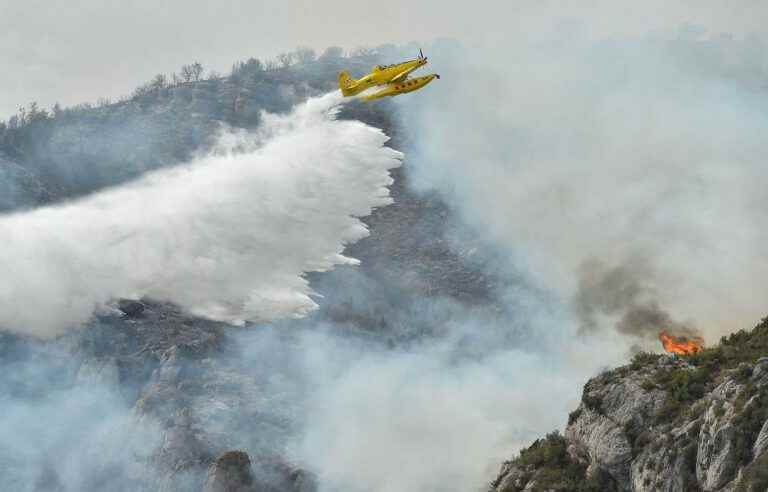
[659,330,704,355]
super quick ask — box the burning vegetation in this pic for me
[659,330,704,355]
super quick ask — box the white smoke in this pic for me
[271,29,768,491]
[277,297,629,492]
[0,92,402,337]
[404,31,768,343]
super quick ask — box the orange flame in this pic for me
[659,330,704,355]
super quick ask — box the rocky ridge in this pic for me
[490,320,768,492]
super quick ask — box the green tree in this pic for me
[180,62,204,83]
[276,52,294,68]
[293,46,316,64]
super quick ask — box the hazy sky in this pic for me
[2,0,767,119]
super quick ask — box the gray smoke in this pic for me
[8,12,768,490]
[575,257,698,340]
[0,335,162,491]
[233,292,629,492]
[402,28,768,343]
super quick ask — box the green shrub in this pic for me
[652,367,712,420]
[736,452,768,491]
[512,431,618,491]
[517,431,569,468]
[583,394,603,413]
[734,383,756,413]
[624,420,654,457]
[713,401,726,419]
[656,399,682,421]
[568,407,583,426]
[641,379,656,391]
[631,352,661,370]
[732,392,768,467]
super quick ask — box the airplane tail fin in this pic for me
[338,71,353,96]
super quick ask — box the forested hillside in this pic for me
[0,45,401,209]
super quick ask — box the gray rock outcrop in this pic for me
[490,336,768,492]
[203,451,255,492]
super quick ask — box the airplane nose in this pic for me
[435,74,441,79]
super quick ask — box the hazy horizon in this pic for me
[3,0,768,119]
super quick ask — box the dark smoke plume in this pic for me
[575,257,699,340]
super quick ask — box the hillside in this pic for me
[490,320,768,491]
[0,47,500,491]
[0,49,396,208]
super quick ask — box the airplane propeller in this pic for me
[419,48,427,62]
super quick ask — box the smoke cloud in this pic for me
[292,336,615,492]
[0,335,162,491]
[223,295,629,492]
[404,30,768,343]
[0,92,401,337]
[8,20,768,491]
[575,256,699,340]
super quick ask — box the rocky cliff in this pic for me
[490,321,768,492]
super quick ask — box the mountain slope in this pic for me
[0,49,503,491]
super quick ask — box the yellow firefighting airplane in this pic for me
[338,49,439,100]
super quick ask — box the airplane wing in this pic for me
[389,70,411,83]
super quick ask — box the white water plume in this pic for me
[0,91,402,338]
